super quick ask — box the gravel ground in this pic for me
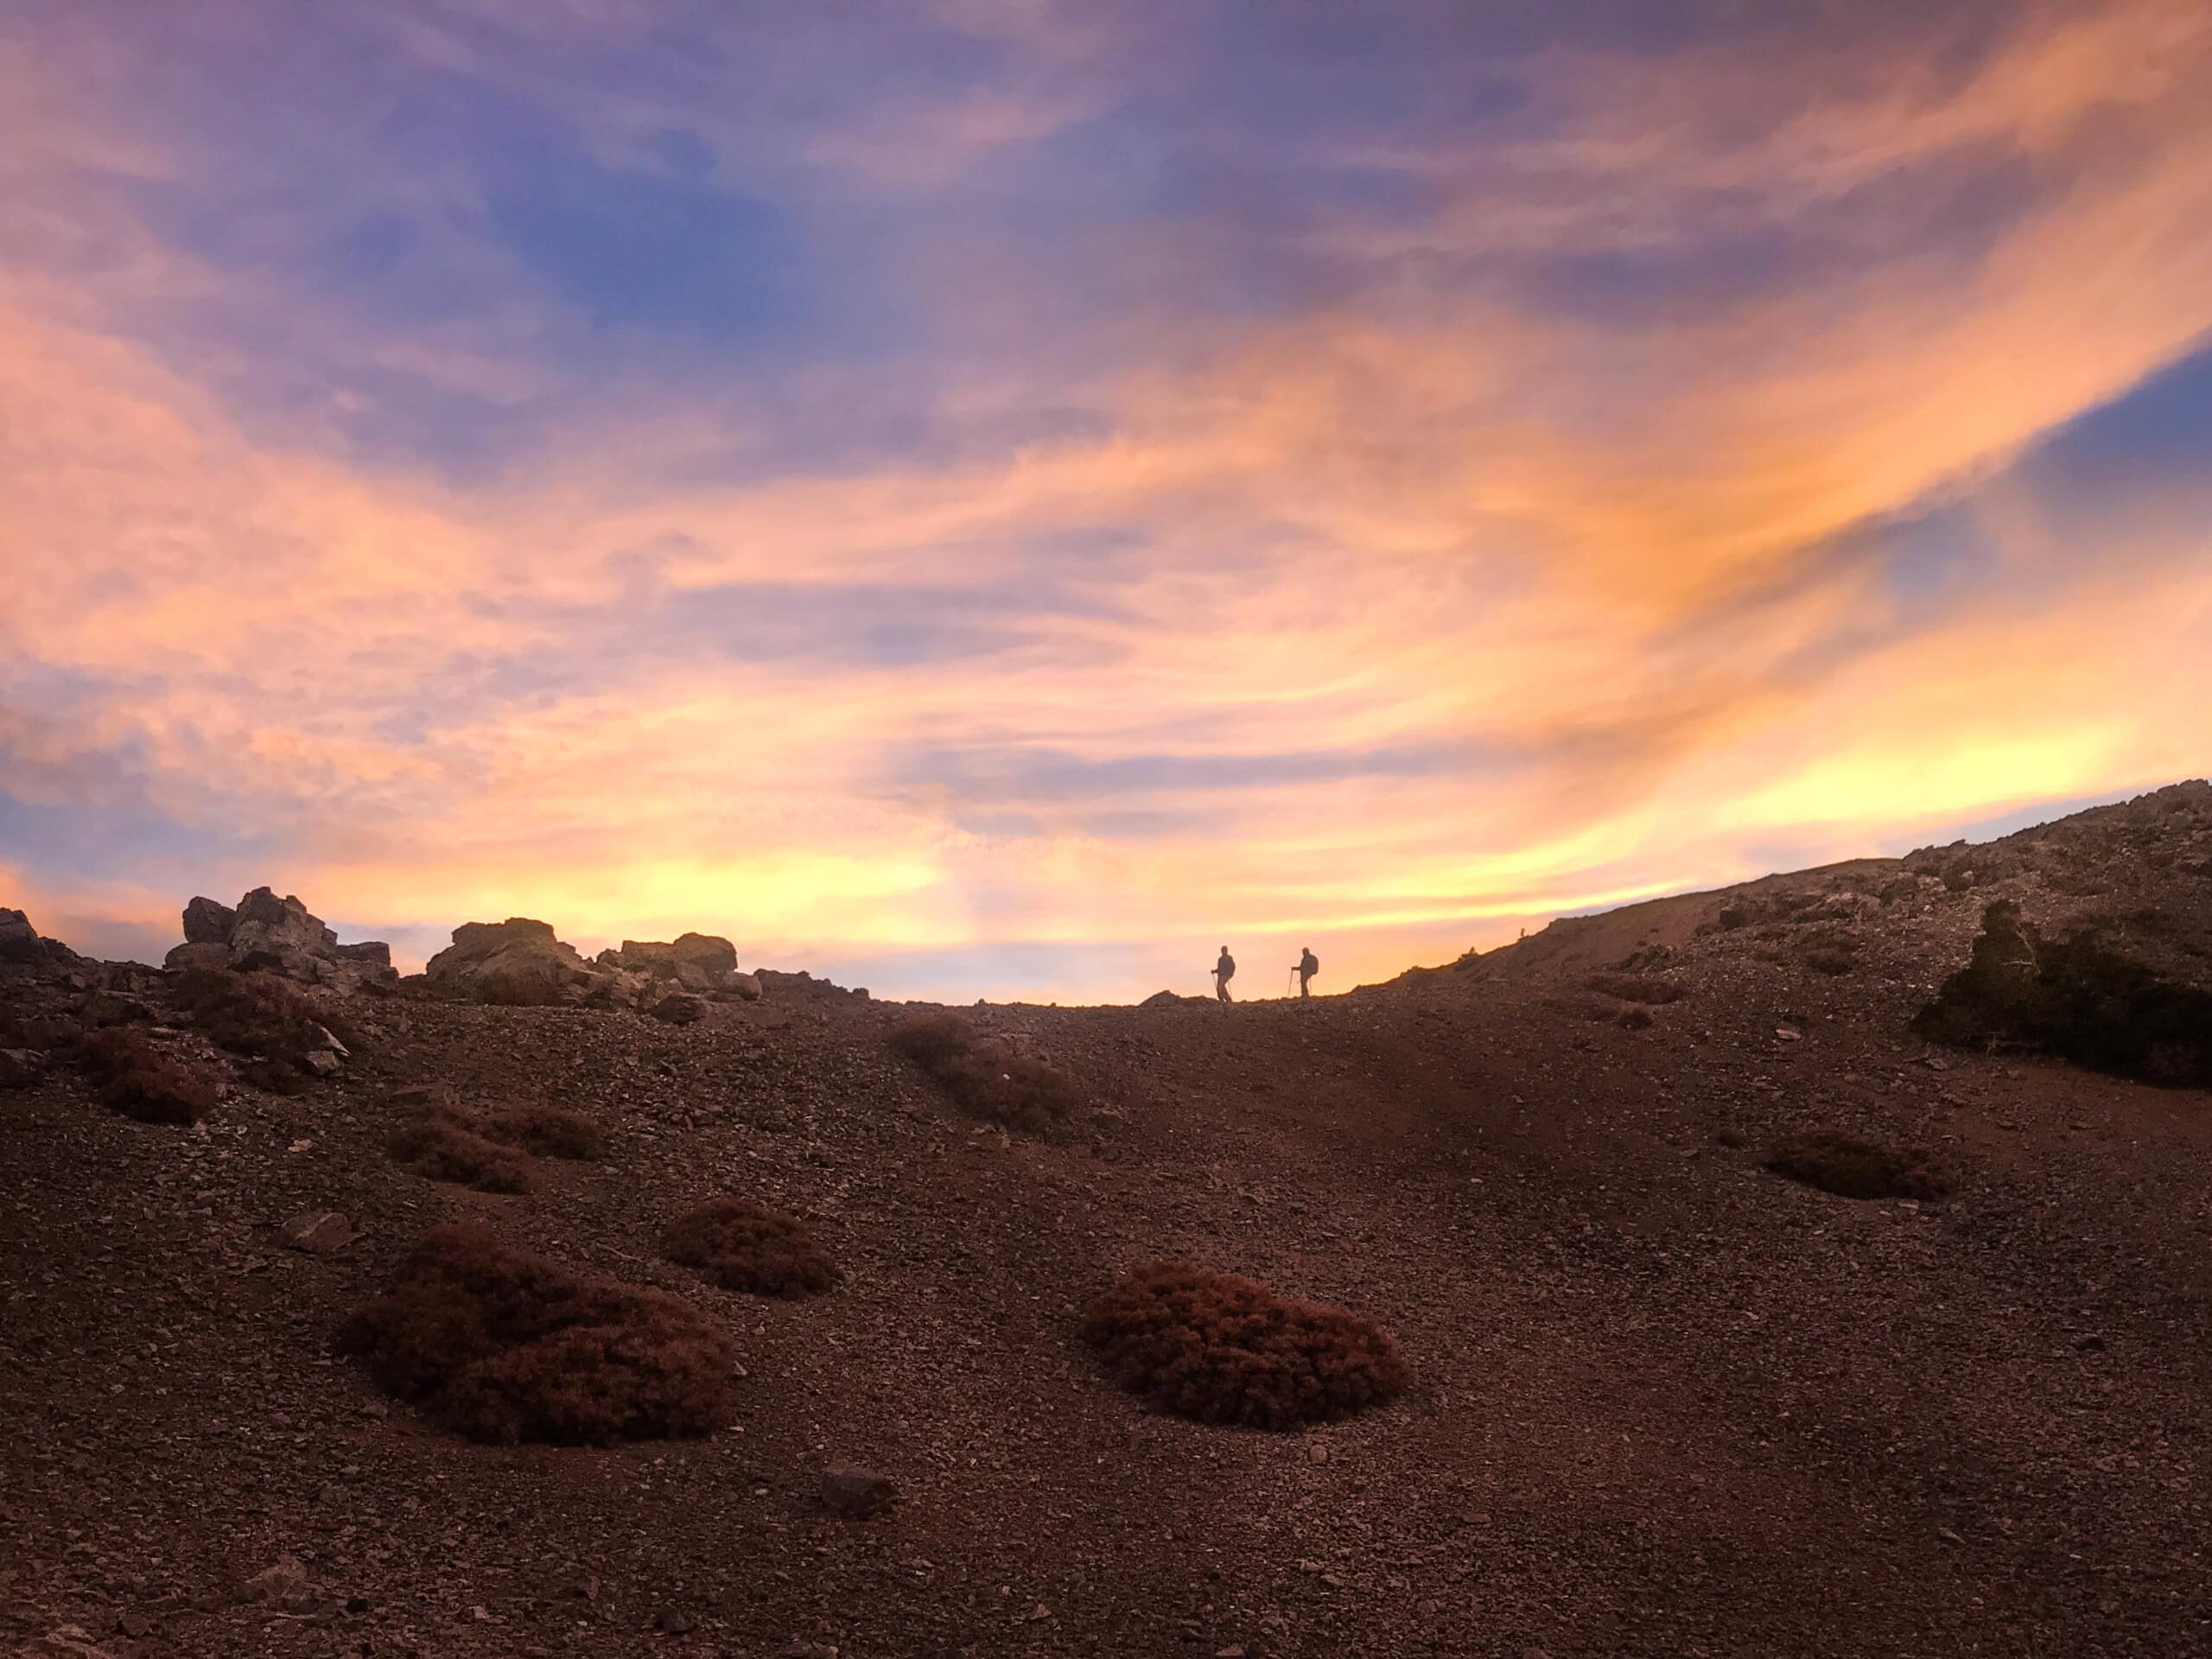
[3,783,2209,1658]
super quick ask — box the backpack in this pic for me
[1218,953,1236,980]
[1302,951,1319,976]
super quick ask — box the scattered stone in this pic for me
[820,1465,897,1519]
[1775,1027,1802,1041]
[239,1554,321,1613]
[35,1626,117,1659]
[0,1046,46,1088]
[652,993,706,1026]
[305,1048,343,1077]
[281,1211,359,1254]
[388,1084,439,1107]
[79,990,154,1027]
[1306,1441,1329,1464]
[115,1611,152,1639]
[653,1607,699,1635]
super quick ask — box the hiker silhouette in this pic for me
[1213,945,1236,1003]
[1294,946,1319,999]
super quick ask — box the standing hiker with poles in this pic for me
[1292,945,1319,999]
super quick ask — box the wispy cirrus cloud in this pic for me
[2,0,2207,999]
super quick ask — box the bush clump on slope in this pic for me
[79,1027,219,1125]
[1914,901,2212,1087]
[479,1102,609,1160]
[888,1011,1079,1135]
[171,967,353,1091]
[1763,1132,1949,1201]
[387,1105,534,1193]
[663,1198,840,1297]
[1081,1262,1408,1429]
[335,1224,735,1444]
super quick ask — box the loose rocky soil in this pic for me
[3,784,2210,1656]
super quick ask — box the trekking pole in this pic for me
[1287,967,1296,998]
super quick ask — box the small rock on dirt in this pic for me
[281,1211,358,1254]
[653,993,706,1026]
[820,1465,897,1519]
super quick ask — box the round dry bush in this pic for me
[1763,1132,1949,1201]
[664,1198,840,1298]
[335,1224,734,1445]
[1082,1262,1408,1429]
[388,1108,533,1193]
[481,1103,608,1160]
[79,1027,218,1125]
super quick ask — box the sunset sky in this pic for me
[3,1,2209,1001]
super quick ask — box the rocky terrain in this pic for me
[3,782,2209,1658]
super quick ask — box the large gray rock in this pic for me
[164,887,397,995]
[424,918,602,1007]
[0,907,39,964]
[181,895,237,944]
[0,908,80,970]
[602,932,741,993]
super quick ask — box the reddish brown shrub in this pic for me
[172,967,353,1082]
[480,1103,608,1160]
[388,1108,533,1193]
[1586,972,1685,1005]
[1081,1262,1408,1429]
[1764,1132,1949,1201]
[663,1198,839,1297]
[889,1012,1079,1135]
[334,1224,735,1444]
[79,1027,218,1125]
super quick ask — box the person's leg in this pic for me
[1217,979,1231,1003]
[1300,975,1311,999]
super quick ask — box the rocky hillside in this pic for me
[3,783,2209,1658]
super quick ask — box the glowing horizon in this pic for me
[4,2,2209,1002]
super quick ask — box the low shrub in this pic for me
[1081,1262,1408,1429]
[889,1012,1079,1135]
[1586,973,1684,1005]
[1913,902,2212,1088]
[388,1107,532,1193]
[1763,1132,1948,1201]
[172,968,353,1083]
[480,1103,608,1160]
[663,1198,839,1297]
[79,1027,219,1125]
[334,1224,735,1444]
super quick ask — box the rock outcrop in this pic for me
[594,931,749,995]
[0,908,83,971]
[423,918,601,1007]
[426,920,764,1009]
[164,887,397,995]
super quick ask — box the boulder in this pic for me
[729,971,764,1002]
[167,887,397,995]
[280,1211,358,1254]
[820,1465,897,1519]
[608,932,741,993]
[0,907,40,964]
[0,1047,45,1089]
[162,942,231,975]
[652,992,706,1026]
[181,895,236,944]
[424,918,601,1007]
